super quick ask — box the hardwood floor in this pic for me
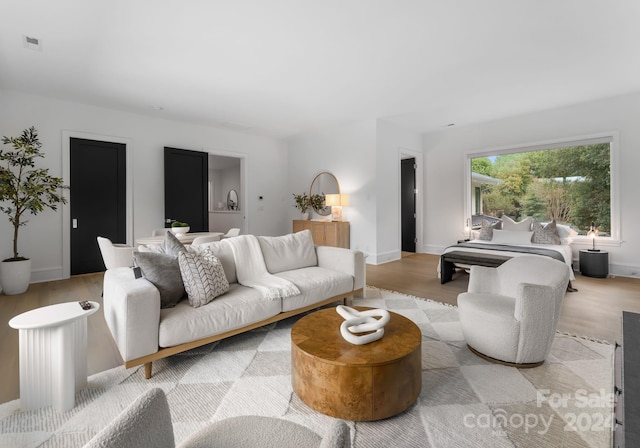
[1,253,638,405]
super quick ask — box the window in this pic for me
[467,135,616,238]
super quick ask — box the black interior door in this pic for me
[401,158,416,253]
[70,138,126,274]
[164,147,208,232]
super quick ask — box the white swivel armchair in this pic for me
[457,255,570,367]
[97,236,134,270]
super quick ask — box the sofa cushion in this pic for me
[179,250,230,308]
[257,230,317,274]
[275,266,354,312]
[133,251,185,308]
[158,283,280,347]
[190,240,237,284]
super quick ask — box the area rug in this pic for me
[0,287,614,447]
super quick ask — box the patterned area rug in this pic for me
[1,287,614,447]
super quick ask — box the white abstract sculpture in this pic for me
[336,305,390,345]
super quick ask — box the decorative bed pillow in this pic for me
[556,223,578,244]
[478,219,499,241]
[501,216,533,232]
[532,220,561,245]
[257,230,318,274]
[491,229,534,245]
[133,251,185,308]
[178,249,230,308]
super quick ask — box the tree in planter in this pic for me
[293,193,325,215]
[0,126,68,261]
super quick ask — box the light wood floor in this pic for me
[1,253,638,405]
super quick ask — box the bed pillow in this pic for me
[478,219,499,241]
[133,251,185,308]
[532,220,561,245]
[556,223,578,244]
[491,229,534,245]
[178,250,230,308]
[501,216,534,232]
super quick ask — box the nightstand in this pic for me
[579,249,609,278]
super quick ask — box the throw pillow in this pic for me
[189,240,237,284]
[491,229,534,245]
[133,251,185,308]
[532,220,561,245]
[256,230,318,274]
[163,231,187,257]
[178,249,230,308]
[501,215,534,232]
[478,219,499,241]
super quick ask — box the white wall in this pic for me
[0,89,290,282]
[422,92,640,278]
[287,119,421,264]
[287,120,377,261]
[376,120,423,263]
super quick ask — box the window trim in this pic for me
[463,131,621,245]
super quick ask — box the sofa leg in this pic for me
[144,362,152,379]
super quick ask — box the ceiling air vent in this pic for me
[23,35,42,51]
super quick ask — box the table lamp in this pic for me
[325,194,349,221]
[587,222,599,252]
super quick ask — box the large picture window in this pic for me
[468,136,614,238]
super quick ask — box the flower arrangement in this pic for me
[293,193,325,214]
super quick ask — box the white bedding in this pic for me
[438,239,575,281]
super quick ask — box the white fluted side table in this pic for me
[9,301,99,412]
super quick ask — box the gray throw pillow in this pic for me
[178,249,230,308]
[531,219,561,245]
[134,251,185,308]
[163,230,187,256]
[478,219,498,241]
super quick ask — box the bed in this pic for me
[437,217,577,286]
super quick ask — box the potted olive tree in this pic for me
[0,127,67,295]
[293,192,325,220]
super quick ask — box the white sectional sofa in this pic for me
[103,230,365,378]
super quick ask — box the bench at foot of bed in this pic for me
[440,251,511,284]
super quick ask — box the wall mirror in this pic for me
[309,172,340,215]
[227,189,239,210]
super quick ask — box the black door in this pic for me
[401,158,416,253]
[164,147,208,232]
[70,138,126,274]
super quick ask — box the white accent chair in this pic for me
[97,236,134,270]
[457,255,571,367]
[85,388,351,448]
[152,228,170,236]
[191,234,221,246]
[222,228,241,239]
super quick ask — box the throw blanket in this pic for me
[224,235,301,300]
[451,242,566,263]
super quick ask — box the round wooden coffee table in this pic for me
[291,307,422,421]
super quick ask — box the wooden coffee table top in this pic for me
[291,306,421,367]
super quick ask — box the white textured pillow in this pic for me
[178,249,230,308]
[190,240,237,284]
[501,216,533,232]
[257,230,318,274]
[491,229,533,245]
[531,220,561,245]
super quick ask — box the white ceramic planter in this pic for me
[1,258,31,295]
[300,213,309,221]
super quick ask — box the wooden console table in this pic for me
[293,220,349,248]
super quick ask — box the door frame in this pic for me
[398,148,423,254]
[62,131,133,278]
[205,148,249,236]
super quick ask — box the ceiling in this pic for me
[2,0,640,139]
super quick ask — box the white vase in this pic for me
[301,212,309,221]
[1,258,32,295]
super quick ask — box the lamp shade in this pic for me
[325,194,349,207]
